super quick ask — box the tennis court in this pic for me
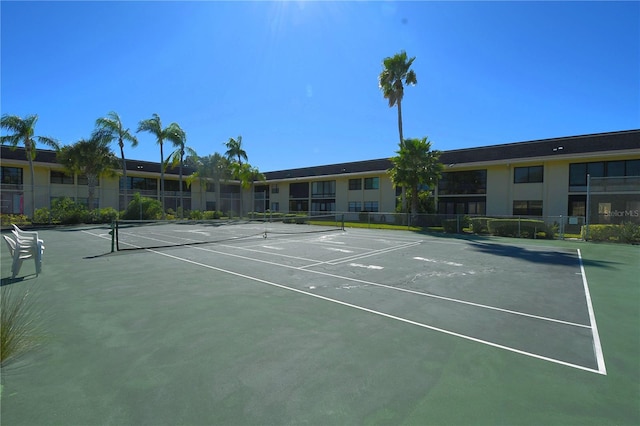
[1,222,638,425]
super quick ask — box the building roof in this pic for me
[0,146,194,176]
[2,129,638,180]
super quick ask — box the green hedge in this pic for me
[487,219,553,239]
[582,222,640,243]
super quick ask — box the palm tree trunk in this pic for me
[88,174,98,211]
[179,150,184,218]
[120,142,127,211]
[411,184,419,224]
[397,99,404,147]
[160,143,165,219]
[27,155,36,219]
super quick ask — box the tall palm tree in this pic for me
[231,162,264,217]
[224,135,248,166]
[378,50,417,147]
[187,153,230,212]
[93,111,138,210]
[165,124,195,218]
[56,134,119,211]
[137,114,184,218]
[1,114,59,217]
[388,137,442,223]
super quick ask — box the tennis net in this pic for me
[112,214,344,251]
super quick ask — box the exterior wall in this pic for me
[1,132,638,221]
[485,166,508,216]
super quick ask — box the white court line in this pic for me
[144,247,604,375]
[86,228,592,330]
[577,249,607,375]
[83,229,601,373]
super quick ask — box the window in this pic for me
[363,201,379,212]
[438,170,487,195]
[289,182,309,198]
[205,182,215,192]
[206,201,217,211]
[513,200,543,216]
[311,200,335,212]
[364,177,379,190]
[164,180,190,192]
[348,202,361,212]
[50,170,73,184]
[311,180,335,197]
[271,184,279,194]
[568,196,586,217]
[78,174,99,186]
[514,166,543,183]
[569,160,640,189]
[348,179,361,190]
[123,176,157,191]
[271,202,279,212]
[1,167,23,185]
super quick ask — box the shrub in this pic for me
[487,219,550,238]
[583,222,640,243]
[1,285,43,366]
[202,210,222,220]
[442,216,470,234]
[122,193,163,220]
[50,197,88,224]
[32,208,53,224]
[470,217,490,234]
[1,214,30,227]
[86,207,118,224]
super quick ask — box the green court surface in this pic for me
[1,224,638,425]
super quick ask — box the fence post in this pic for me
[585,174,591,241]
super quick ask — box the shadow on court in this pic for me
[467,240,619,269]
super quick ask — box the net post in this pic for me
[110,220,115,253]
[115,220,120,251]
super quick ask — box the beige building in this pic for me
[2,129,639,224]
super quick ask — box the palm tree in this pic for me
[378,50,417,147]
[224,135,248,165]
[388,137,442,223]
[187,153,230,212]
[56,134,119,211]
[137,114,184,218]
[165,124,195,218]
[231,162,264,217]
[1,114,59,217]
[93,111,138,210]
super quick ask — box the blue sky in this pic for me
[2,1,638,172]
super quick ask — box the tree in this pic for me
[378,50,417,147]
[388,137,443,223]
[187,153,230,212]
[165,124,195,218]
[94,111,138,209]
[1,114,59,218]
[224,135,248,165]
[230,162,264,216]
[137,114,184,217]
[56,134,119,211]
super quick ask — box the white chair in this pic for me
[4,225,45,278]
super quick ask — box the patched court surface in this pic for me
[1,224,639,425]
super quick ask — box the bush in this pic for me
[1,285,43,366]
[1,214,30,227]
[488,219,550,239]
[32,208,53,224]
[50,197,88,224]
[583,222,640,243]
[442,216,470,234]
[122,193,163,220]
[202,210,222,220]
[470,217,490,234]
[86,207,118,224]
